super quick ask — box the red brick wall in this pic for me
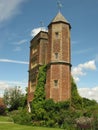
[46,64,71,102]
[46,22,71,102]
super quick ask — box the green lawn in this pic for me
[0,116,13,122]
[0,116,61,130]
[0,123,62,130]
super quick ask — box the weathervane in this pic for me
[57,0,62,12]
[40,21,44,31]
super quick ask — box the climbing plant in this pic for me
[33,65,46,103]
[31,65,47,119]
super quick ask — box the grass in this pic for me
[0,116,13,122]
[0,116,61,130]
[0,123,62,130]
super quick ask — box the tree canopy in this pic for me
[3,86,26,111]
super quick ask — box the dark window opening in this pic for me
[54,80,58,87]
[55,32,59,38]
[55,53,58,59]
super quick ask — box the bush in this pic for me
[46,119,55,127]
[0,104,6,115]
[10,108,32,125]
[44,99,55,111]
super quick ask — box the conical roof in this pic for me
[48,12,71,28]
[51,12,69,24]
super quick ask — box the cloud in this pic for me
[72,60,96,82]
[12,39,28,51]
[14,39,27,45]
[0,93,3,97]
[0,0,27,23]
[71,40,78,45]
[0,59,29,64]
[0,81,9,91]
[13,46,21,52]
[31,27,47,37]
[79,60,96,70]
[0,80,27,87]
[0,80,27,97]
[78,87,98,102]
[73,48,93,54]
[17,39,27,45]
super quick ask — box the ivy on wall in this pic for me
[31,65,47,114]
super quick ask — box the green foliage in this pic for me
[3,86,26,111]
[10,108,32,125]
[31,65,47,121]
[71,77,82,109]
[44,99,55,111]
[32,65,46,103]
[0,104,6,115]
[55,100,70,111]
[94,113,98,129]
[83,97,97,108]
[29,67,98,129]
[31,68,84,128]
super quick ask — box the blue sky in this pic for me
[0,0,98,101]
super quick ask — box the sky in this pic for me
[0,0,98,101]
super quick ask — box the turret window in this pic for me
[54,80,58,87]
[55,32,59,38]
[55,53,58,59]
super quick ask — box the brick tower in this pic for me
[28,31,48,104]
[28,12,71,111]
[45,12,71,102]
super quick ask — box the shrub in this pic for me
[46,119,55,127]
[11,108,32,125]
[0,104,6,115]
[44,99,55,111]
[55,100,70,111]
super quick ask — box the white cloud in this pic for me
[73,77,80,82]
[0,93,3,97]
[0,80,27,89]
[72,60,96,82]
[0,81,9,91]
[17,39,27,45]
[14,39,27,45]
[0,0,27,23]
[0,59,29,64]
[79,60,96,70]
[78,87,98,102]
[31,27,47,37]
[0,80,27,97]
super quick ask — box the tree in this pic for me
[71,77,82,109]
[3,86,26,111]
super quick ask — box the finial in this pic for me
[40,21,44,31]
[57,0,62,12]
